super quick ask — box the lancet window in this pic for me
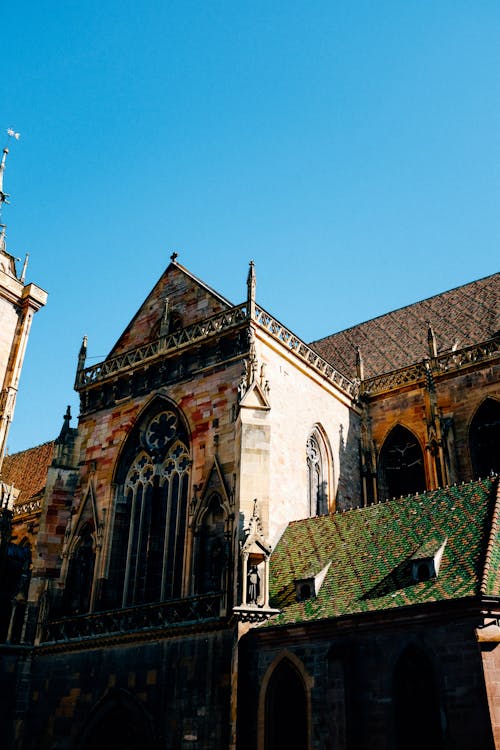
[194,493,227,595]
[63,522,95,615]
[306,429,329,516]
[109,406,191,608]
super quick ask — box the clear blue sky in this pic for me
[2,1,499,453]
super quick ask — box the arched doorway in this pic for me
[469,398,500,478]
[78,691,155,750]
[393,645,443,750]
[265,659,308,750]
[378,425,426,500]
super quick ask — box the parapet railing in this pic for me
[13,499,42,517]
[74,299,357,398]
[75,303,248,389]
[254,305,355,397]
[362,336,500,397]
[43,593,222,644]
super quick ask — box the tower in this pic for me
[0,133,47,471]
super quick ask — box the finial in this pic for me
[20,253,29,283]
[247,260,256,319]
[57,406,72,441]
[355,346,364,380]
[170,251,179,262]
[427,321,437,358]
[77,335,88,371]
[159,297,170,336]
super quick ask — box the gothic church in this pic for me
[0,153,499,748]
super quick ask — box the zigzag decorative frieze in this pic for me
[76,303,248,389]
[254,306,355,397]
[362,336,499,396]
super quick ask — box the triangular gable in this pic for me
[193,457,231,527]
[65,479,99,553]
[108,260,234,358]
[239,381,271,411]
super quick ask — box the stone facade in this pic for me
[0,260,498,749]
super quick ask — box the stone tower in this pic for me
[0,140,47,471]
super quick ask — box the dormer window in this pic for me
[294,562,331,602]
[296,579,315,602]
[410,537,447,583]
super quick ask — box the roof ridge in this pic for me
[480,476,500,597]
[310,271,499,345]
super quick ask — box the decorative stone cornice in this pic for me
[362,335,500,397]
[42,592,223,645]
[75,303,249,390]
[253,305,356,398]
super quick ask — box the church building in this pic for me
[0,195,498,747]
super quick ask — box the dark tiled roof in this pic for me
[268,478,498,626]
[310,273,499,379]
[1,442,54,505]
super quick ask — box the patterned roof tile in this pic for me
[1,442,55,505]
[310,273,499,379]
[268,478,498,626]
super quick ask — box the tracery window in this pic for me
[469,398,500,478]
[109,406,191,608]
[378,425,426,501]
[63,522,95,615]
[194,493,227,595]
[307,429,329,516]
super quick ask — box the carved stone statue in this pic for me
[247,565,260,604]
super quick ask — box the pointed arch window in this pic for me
[469,398,500,478]
[307,429,329,516]
[194,493,227,595]
[379,425,426,501]
[109,406,191,608]
[63,522,96,615]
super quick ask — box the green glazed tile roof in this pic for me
[268,478,499,627]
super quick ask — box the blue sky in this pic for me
[2,1,499,453]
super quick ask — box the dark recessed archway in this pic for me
[393,645,443,750]
[265,659,308,750]
[77,690,156,750]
